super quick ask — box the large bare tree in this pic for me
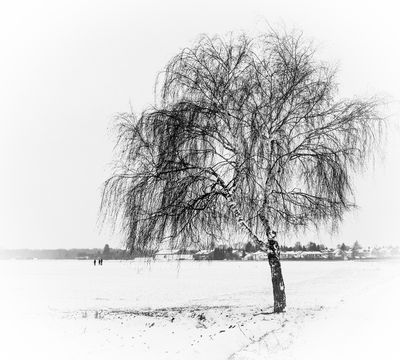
[101,30,382,313]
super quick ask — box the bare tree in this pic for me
[101,30,383,313]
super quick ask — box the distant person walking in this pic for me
[94,259,96,266]
[99,258,103,265]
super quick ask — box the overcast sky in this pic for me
[0,0,399,249]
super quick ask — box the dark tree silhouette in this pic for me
[103,244,111,259]
[307,242,318,251]
[245,241,257,253]
[351,241,362,259]
[101,30,383,313]
[339,243,350,251]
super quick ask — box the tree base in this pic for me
[268,240,286,313]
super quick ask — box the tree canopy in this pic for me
[101,30,383,253]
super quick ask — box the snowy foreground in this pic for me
[0,260,399,360]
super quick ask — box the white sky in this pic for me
[0,0,399,249]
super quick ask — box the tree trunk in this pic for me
[226,194,287,313]
[226,196,287,312]
[213,174,286,313]
[267,239,286,312]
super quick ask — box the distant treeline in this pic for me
[1,241,398,260]
[0,245,133,260]
[0,242,323,260]
[244,241,329,253]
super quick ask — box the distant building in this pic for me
[280,251,301,260]
[243,251,268,261]
[154,249,193,261]
[193,249,214,260]
[299,251,325,260]
[331,249,350,260]
[231,249,245,260]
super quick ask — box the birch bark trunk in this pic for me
[215,175,286,312]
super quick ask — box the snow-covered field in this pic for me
[0,259,399,360]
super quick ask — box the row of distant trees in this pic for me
[0,245,132,260]
[243,240,353,253]
[216,240,399,260]
[2,241,398,260]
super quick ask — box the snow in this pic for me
[0,259,399,359]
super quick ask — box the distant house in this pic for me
[375,247,390,258]
[243,251,268,261]
[232,249,245,260]
[154,249,193,261]
[358,247,399,259]
[177,254,194,260]
[280,251,301,260]
[299,251,325,260]
[389,247,400,257]
[154,249,180,261]
[193,249,213,260]
[330,249,350,260]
